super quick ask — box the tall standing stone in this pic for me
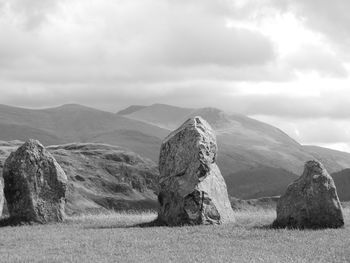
[273,160,344,229]
[3,139,68,223]
[158,117,234,226]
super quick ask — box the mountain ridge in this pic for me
[1,103,350,199]
[120,103,350,173]
[0,103,169,160]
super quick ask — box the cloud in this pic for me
[227,86,350,120]
[0,0,346,87]
[236,0,350,46]
[0,0,62,30]
[0,0,278,87]
[285,44,347,77]
[227,0,350,75]
[158,22,275,67]
[282,0,350,46]
[254,0,350,62]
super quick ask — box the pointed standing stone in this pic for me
[273,160,344,229]
[3,139,68,223]
[158,117,235,226]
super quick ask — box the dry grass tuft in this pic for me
[66,210,157,228]
[234,208,276,228]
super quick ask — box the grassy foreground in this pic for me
[0,209,349,263]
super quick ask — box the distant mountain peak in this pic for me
[60,103,82,107]
[49,103,96,111]
[192,107,234,129]
[118,103,194,130]
[117,103,193,117]
[150,103,171,107]
[196,106,222,112]
[117,105,146,115]
[149,103,193,110]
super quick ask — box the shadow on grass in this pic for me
[85,219,241,230]
[266,219,346,231]
[250,223,274,230]
[0,216,38,227]
[269,225,345,230]
[84,218,172,230]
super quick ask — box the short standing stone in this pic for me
[273,160,344,229]
[158,116,235,226]
[3,139,68,223]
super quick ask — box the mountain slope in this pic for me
[121,104,350,174]
[0,104,169,161]
[120,103,350,198]
[225,167,298,199]
[120,103,194,130]
[331,169,350,201]
[303,145,350,173]
[117,105,147,116]
[1,103,350,200]
[0,123,62,145]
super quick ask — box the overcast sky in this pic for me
[0,0,350,152]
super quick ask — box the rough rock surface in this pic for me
[273,160,344,229]
[158,116,234,226]
[3,139,68,223]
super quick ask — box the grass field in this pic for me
[0,208,349,263]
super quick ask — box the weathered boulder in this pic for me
[3,139,68,223]
[158,116,235,226]
[273,160,344,229]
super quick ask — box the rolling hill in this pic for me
[0,141,160,215]
[0,104,168,160]
[331,169,350,201]
[1,103,350,199]
[118,103,194,130]
[225,167,299,199]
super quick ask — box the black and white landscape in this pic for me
[1,0,350,262]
